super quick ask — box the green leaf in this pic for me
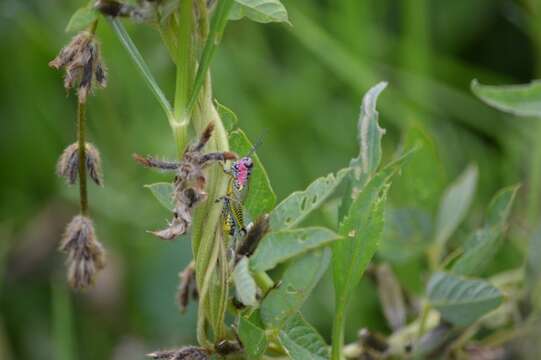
[472,79,541,117]
[485,184,520,229]
[390,123,446,212]
[332,165,393,306]
[427,272,503,327]
[379,207,432,264]
[229,0,290,24]
[270,168,350,231]
[66,6,98,33]
[279,313,329,360]
[451,185,519,276]
[250,227,342,272]
[260,248,330,329]
[215,100,238,132]
[233,256,257,307]
[144,182,175,211]
[434,164,478,248]
[229,129,276,218]
[350,82,388,180]
[238,316,267,359]
[339,82,388,221]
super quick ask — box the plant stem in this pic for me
[254,271,274,293]
[331,302,346,360]
[417,302,431,339]
[77,101,88,216]
[109,18,175,124]
[186,0,234,113]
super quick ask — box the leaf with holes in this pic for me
[332,165,394,309]
[250,227,341,272]
[261,248,330,329]
[279,313,330,360]
[350,81,388,179]
[229,0,290,24]
[238,316,267,359]
[233,256,257,307]
[427,272,503,326]
[270,168,350,231]
[340,82,388,221]
[66,6,98,33]
[452,184,519,276]
[434,165,478,249]
[472,79,541,117]
[229,129,276,218]
[144,182,175,211]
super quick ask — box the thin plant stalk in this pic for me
[109,18,175,124]
[77,101,88,215]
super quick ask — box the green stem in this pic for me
[417,302,431,340]
[77,101,88,216]
[171,0,196,155]
[331,302,346,360]
[109,18,175,123]
[186,0,234,113]
[254,271,274,293]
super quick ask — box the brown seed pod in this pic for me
[49,31,107,103]
[57,142,103,186]
[60,215,106,289]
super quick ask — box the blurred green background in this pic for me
[1,0,540,359]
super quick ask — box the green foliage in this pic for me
[332,166,392,306]
[65,6,97,33]
[433,165,478,255]
[249,227,341,272]
[260,248,330,329]
[215,100,239,132]
[278,313,329,360]
[451,185,519,276]
[349,82,387,180]
[238,316,267,359]
[233,256,257,306]
[472,80,541,117]
[144,182,175,211]
[427,272,503,327]
[230,0,290,24]
[229,129,276,217]
[270,168,350,231]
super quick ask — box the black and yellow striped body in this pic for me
[221,180,247,238]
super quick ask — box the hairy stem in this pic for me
[77,101,88,215]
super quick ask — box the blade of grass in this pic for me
[109,18,174,123]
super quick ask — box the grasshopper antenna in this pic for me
[247,129,269,157]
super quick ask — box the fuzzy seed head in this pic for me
[57,142,103,186]
[60,215,106,289]
[146,346,209,360]
[49,31,107,103]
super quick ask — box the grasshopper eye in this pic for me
[244,157,253,168]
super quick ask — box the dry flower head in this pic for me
[134,122,237,240]
[60,215,106,289]
[146,346,209,360]
[49,31,107,103]
[57,142,103,186]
